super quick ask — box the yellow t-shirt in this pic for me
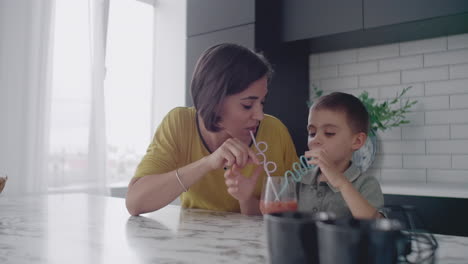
[134,107,299,212]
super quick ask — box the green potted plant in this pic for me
[308,86,417,172]
[358,86,417,137]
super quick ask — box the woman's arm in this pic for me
[126,156,212,216]
[126,138,260,216]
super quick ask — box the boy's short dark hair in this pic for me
[312,92,370,134]
[191,43,273,132]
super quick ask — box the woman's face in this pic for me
[217,76,268,144]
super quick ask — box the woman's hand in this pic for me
[224,164,263,202]
[206,138,260,171]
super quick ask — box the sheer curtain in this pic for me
[88,0,110,195]
[48,0,109,195]
[0,0,110,195]
[0,0,54,195]
[2,0,158,196]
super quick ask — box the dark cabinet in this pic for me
[185,25,255,106]
[364,0,468,29]
[187,0,254,37]
[281,0,468,42]
[281,0,363,42]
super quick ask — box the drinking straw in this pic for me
[249,131,280,201]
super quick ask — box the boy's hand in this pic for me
[305,149,348,190]
[224,164,263,202]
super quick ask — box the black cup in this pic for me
[264,211,335,264]
[316,218,406,264]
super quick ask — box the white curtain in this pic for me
[88,0,110,195]
[0,0,110,195]
[0,0,54,195]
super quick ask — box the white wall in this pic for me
[309,33,468,186]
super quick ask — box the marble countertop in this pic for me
[1,193,467,264]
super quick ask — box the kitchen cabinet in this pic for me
[187,0,254,37]
[281,0,362,42]
[281,0,468,42]
[185,0,255,105]
[364,0,468,29]
[185,24,255,105]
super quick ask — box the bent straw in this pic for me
[249,131,280,201]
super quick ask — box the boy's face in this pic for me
[307,108,366,164]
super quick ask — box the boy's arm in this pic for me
[305,149,383,219]
[338,181,382,219]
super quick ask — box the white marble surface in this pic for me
[0,193,467,264]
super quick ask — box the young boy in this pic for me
[297,92,383,219]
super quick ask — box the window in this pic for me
[105,0,153,185]
[49,0,154,191]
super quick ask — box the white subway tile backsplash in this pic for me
[310,65,338,80]
[359,72,400,87]
[346,88,379,99]
[403,155,451,169]
[377,127,401,140]
[448,33,468,50]
[450,94,468,109]
[426,110,468,124]
[381,169,427,182]
[402,126,450,140]
[379,141,425,154]
[309,54,320,68]
[452,155,468,169]
[358,44,399,61]
[320,76,358,90]
[379,55,423,72]
[309,34,468,187]
[425,79,468,95]
[310,80,320,90]
[409,96,449,111]
[402,66,449,83]
[451,125,468,139]
[373,154,402,168]
[339,61,378,76]
[401,111,425,126]
[427,169,468,184]
[427,140,468,154]
[320,49,357,66]
[449,63,468,79]
[379,83,424,99]
[400,37,446,56]
[424,49,468,67]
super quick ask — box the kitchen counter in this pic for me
[1,193,467,263]
[381,182,468,199]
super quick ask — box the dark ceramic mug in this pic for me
[316,218,421,264]
[264,211,336,264]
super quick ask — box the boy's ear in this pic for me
[351,132,367,151]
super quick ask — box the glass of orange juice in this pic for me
[260,176,297,214]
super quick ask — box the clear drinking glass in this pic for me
[260,176,298,214]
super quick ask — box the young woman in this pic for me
[126,43,298,216]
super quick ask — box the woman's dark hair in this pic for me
[312,92,370,134]
[191,43,273,132]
